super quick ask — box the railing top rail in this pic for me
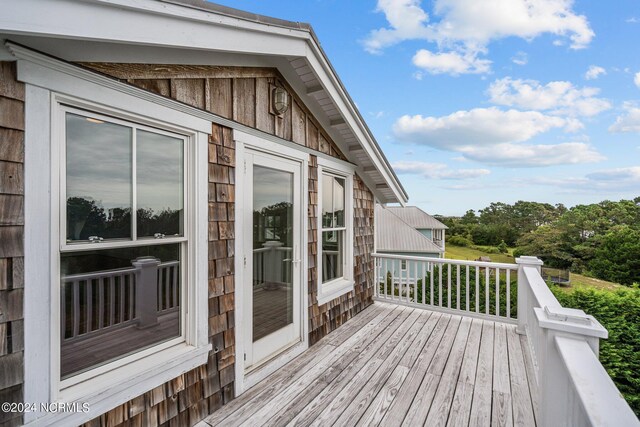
[159,260,180,267]
[62,266,137,281]
[522,265,562,309]
[372,252,517,270]
[555,336,640,427]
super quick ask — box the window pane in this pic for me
[322,230,343,283]
[60,244,181,379]
[333,177,345,227]
[252,165,294,341]
[137,130,184,238]
[66,113,132,242]
[321,174,333,228]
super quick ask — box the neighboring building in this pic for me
[0,1,408,425]
[376,205,447,256]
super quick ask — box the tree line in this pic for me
[437,197,640,286]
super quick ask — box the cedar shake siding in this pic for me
[0,61,25,427]
[30,64,376,426]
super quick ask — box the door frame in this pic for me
[233,131,309,396]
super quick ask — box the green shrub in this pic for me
[551,286,640,416]
[498,240,508,253]
[448,235,473,247]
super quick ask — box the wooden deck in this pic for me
[199,302,538,427]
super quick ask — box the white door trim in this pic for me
[233,131,309,395]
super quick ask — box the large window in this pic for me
[317,158,354,304]
[60,107,187,380]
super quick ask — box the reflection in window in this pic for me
[252,166,294,341]
[321,173,346,284]
[61,110,187,381]
[66,113,132,241]
[60,244,181,379]
[137,130,184,238]
[322,230,343,282]
[65,114,185,243]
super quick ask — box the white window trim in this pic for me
[21,60,211,426]
[316,157,354,306]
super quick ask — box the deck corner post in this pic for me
[534,306,608,427]
[515,256,543,335]
[133,256,161,328]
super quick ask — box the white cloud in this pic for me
[586,167,640,181]
[392,161,490,179]
[394,107,581,149]
[412,49,491,75]
[363,0,431,54]
[458,142,604,167]
[363,0,595,74]
[585,65,606,80]
[392,107,605,167]
[627,17,640,24]
[531,167,640,192]
[511,51,528,66]
[429,0,593,50]
[609,104,640,133]
[634,72,640,88]
[487,77,611,117]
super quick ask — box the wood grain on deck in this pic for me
[199,301,537,427]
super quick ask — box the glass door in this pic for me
[243,150,302,369]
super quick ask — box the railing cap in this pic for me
[132,256,161,267]
[534,306,608,339]
[515,256,544,266]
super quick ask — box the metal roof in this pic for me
[384,206,448,230]
[376,205,444,253]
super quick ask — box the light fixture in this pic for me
[271,86,290,115]
[85,117,104,124]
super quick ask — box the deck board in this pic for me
[469,320,494,427]
[199,302,537,427]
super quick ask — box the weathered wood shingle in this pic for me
[0,61,25,427]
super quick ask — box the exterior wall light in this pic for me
[271,86,290,115]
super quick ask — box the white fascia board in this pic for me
[301,43,408,205]
[0,0,306,57]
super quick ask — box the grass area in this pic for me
[445,244,624,292]
[445,244,515,264]
[556,272,624,293]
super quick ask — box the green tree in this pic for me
[589,225,640,286]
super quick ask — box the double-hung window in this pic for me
[317,157,354,304]
[20,53,210,425]
[59,106,190,383]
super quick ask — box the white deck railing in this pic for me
[372,253,639,427]
[61,258,180,341]
[373,253,518,323]
[253,244,293,285]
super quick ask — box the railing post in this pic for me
[535,306,608,427]
[133,256,161,328]
[262,241,284,288]
[515,256,543,335]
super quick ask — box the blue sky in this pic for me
[214,0,640,216]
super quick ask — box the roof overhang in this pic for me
[0,0,408,204]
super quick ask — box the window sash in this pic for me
[319,170,349,284]
[60,106,189,252]
[58,105,190,385]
